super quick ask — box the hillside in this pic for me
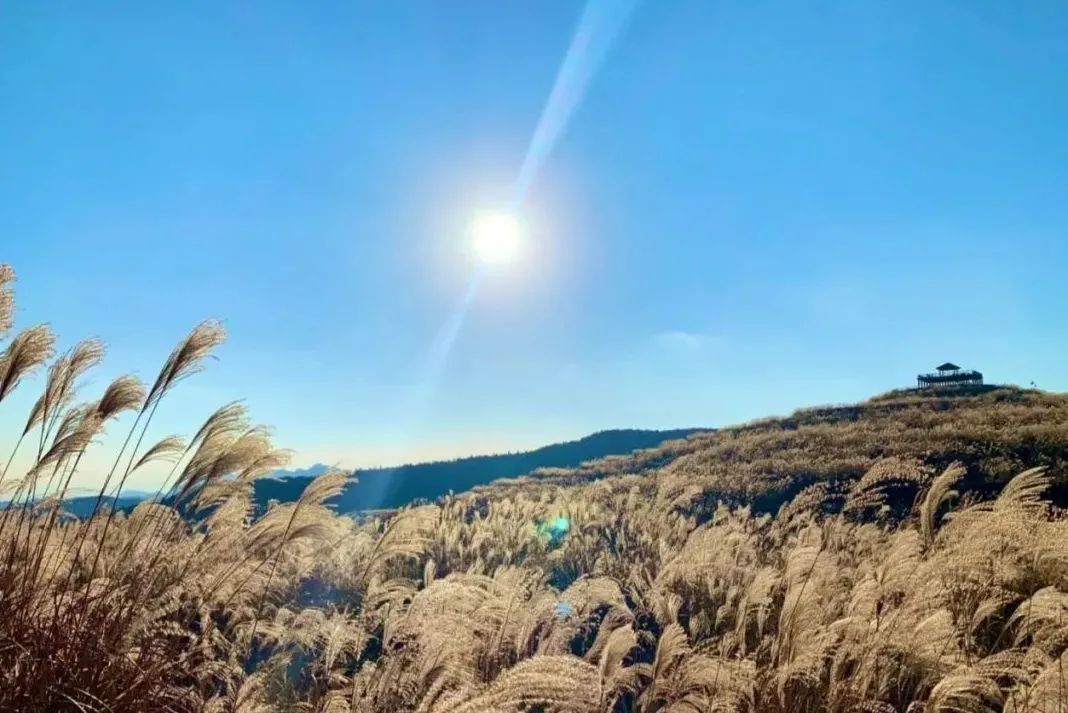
[8,364,1068,711]
[309,385,1065,711]
[61,494,148,519]
[473,385,1068,515]
[255,427,702,512]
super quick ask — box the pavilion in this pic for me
[916,362,984,389]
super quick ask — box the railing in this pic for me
[916,370,984,387]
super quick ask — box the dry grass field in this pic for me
[2,264,1066,712]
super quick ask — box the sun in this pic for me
[470,211,523,266]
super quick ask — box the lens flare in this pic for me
[512,0,642,206]
[397,1,642,501]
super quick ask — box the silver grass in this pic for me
[130,434,187,473]
[94,373,146,422]
[23,337,105,438]
[0,323,56,404]
[0,263,14,337]
[921,462,966,547]
[143,319,227,410]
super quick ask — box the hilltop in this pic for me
[470,385,1068,515]
[255,386,1068,518]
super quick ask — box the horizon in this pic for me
[287,379,1047,472]
[0,381,1050,506]
[3,2,1068,488]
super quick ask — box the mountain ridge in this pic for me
[256,427,706,512]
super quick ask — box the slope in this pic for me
[254,427,704,512]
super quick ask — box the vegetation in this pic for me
[1,263,1067,712]
[257,428,703,515]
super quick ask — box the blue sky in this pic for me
[2,1,1067,480]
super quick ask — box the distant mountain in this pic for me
[256,428,705,513]
[0,490,157,520]
[272,463,333,479]
[13,429,705,519]
[63,495,148,519]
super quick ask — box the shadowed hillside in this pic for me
[255,428,703,513]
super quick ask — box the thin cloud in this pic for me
[652,330,724,353]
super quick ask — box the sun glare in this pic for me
[470,211,522,266]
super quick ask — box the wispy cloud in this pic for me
[651,330,724,353]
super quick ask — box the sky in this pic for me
[2,1,1068,485]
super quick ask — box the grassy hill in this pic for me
[473,385,1068,515]
[7,339,1068,712]
[335,385,1064,711]
[255,427,703,513]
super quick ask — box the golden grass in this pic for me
[1,262,1067,712]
